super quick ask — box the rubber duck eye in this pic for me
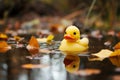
[73,32,76,35]
[73,65,76,68]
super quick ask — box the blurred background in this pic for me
[0,0,120,34]
[0,0,120,40]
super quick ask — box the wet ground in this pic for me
[0,35,120,80]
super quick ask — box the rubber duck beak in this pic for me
[64,34,75,41]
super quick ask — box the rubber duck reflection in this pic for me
[63,55,80,73]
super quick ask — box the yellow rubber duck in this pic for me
[59,25,89,55]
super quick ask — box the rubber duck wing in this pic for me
[79,38,89,46]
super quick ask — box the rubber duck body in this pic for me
[59,25,89,55]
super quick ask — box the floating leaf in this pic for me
[27,36,40,55]
[89,49,113,61]
[109,49,120,67]
[113,42,120,50]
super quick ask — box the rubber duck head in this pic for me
[64,25,80,42]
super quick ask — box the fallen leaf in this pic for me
[88,49,113,61]
[113,42,120,50]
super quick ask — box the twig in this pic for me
[63,10,82,20]
[84,0,97,27]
